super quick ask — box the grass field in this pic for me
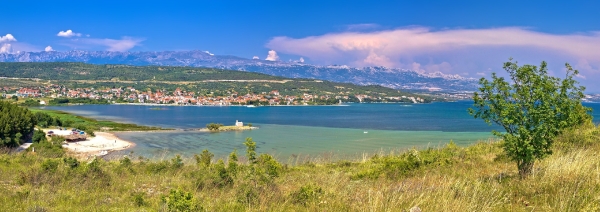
[29,108,167,132]
[1,124,599,211]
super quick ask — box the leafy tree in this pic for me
[194,149,214,167]
[0,101,37,147]
[469,59,591,177]
[227,149,239,176]
[244,137,257,164]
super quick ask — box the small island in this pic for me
[203,120,258,132]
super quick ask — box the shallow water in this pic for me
[44,102,600,161]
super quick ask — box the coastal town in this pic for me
[0,83,429,106]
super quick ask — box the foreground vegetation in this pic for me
[0,125,599,211]
[28,108,166,132]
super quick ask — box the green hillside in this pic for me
[0,62,435,103]
[0,62,284,81]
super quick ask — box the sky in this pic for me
[1,0,600,91]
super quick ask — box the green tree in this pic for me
[244,137,257,164]
[194,149,214,167]
[469,59,591,177]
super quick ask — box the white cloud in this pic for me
[0,44,12,53]
[57,30,82,37]
[299,57,304,63]
[265,50,279,61]
[64,37,144,51]
[204,51,214,56]
[266,27,600,91]
[45,46,54,52]
[252,56,259,60]
[266,27,600,68]
[476,72,486,76]
[0,34,17,42]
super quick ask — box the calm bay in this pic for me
[43,102,600,161]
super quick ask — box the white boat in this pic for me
[246,105,256,108]
[98,150,108,156]
[364,131,368,134]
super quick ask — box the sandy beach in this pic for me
[43,129,134,157]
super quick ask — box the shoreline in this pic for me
[42,129,136,159]
[64,131,136,159]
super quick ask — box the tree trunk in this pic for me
[518,161,534,178]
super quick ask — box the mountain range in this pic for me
[0,50,479,92]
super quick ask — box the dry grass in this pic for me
[1,126,599,211]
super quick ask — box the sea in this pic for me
[43,102,600,162]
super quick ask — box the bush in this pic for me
[171,154,184,169]
[194,149,213,167]
[291,184,324,206]
[131,192,147,207]
[161,189,199,212]
[41,159,59,173]
[30,136,65,158]
[32,129,47,143]
[227,150,239,176]
[63,157,80,169]
[206,123,223,131]
[257,154,282,179]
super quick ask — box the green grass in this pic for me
[1,125,599,211]
[29,108,168,132]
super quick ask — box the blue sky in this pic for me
[1,0,600,91]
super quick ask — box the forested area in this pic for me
[0,101,37,147]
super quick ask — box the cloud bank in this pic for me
[57,30,82,37]
[266,27,600,80]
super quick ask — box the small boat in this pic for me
[246,105,256,108]
[364,131,368,134]
[98,150,108,156]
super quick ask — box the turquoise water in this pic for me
[44,102,600,161]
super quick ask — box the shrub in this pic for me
[194,149,213,167]
[32,129,47,143]
[291,184,324,206]
[30,136,65,158]
[161,189,199,212]
[257,154,282,179]
[131,192,147,207]
[171,154,184,169]
[213,159,233,187]
[206,123,223,131]
[147,161,170,174]
[244,137,257,164]
[63,157,80,169]
[86,158,102,174]
[41,159,59,173]
[227,150,239,176]
[236,184,259,206]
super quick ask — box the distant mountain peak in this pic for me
[0,50,479,92]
